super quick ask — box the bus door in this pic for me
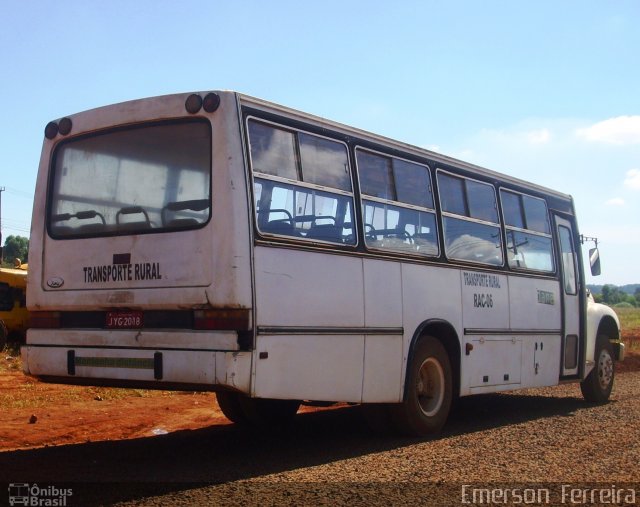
[554,215,581,378]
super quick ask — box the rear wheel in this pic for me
[581,335,615,403]
[238,397,301,427]
[216,391,249,424]
[391,336,452,436]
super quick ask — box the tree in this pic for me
[2,235,29,265]
[600,284,628,305]
[601,284,621,304]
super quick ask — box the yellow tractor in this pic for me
[0,260,28,348]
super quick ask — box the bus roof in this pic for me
[45,90,574,207]
[237,92,573,205]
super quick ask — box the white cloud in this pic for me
[526,128,551,144]
[624,169,640,190]
[605,197,625,206]
[576,116,640,145]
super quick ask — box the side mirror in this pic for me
[589,247,601,276]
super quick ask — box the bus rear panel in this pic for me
[23,92,254,394]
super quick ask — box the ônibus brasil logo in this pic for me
[8,483,73,506]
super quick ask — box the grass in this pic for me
[0,342,22,373]
[614,306,640,350]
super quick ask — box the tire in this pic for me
[237,396,301,428]
[580,335,615,403]
[216,391,249,424]
[0,321,7,350]
[7,330,25,344]
[391,336,453,436]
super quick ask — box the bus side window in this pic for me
[299,133,351,191]
[558,226,577,295]
[248,119,356,245]
[393,158,434,208]
[248,121,298,180]
[500,189,554,273]
[358,149,438,257]
[359,151,394,199]
[438,171,503,266]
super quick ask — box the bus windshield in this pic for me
[48,119,211,238]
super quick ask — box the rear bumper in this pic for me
[22,329,252,392]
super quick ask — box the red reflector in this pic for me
[29,312,62,329]
[194,309,250,331]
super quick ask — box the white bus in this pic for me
[23,91,624,435]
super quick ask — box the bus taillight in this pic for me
[29,311,62,329]
[193,308,250,331]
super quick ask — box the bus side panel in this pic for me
[253,246,365,401]
[508,276,561,332]
[459,271,514,395]
[362,334,403,402]
[509,275,562,386]
[362,259,403,402]
[401,264,463,393]
[254,247,364,328]
[519,335,561,388]
[254,334,365,402]
[460,271,509,331]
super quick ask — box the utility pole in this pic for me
[0,186,4,263]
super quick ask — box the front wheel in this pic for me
[580,335,615,403]
[391,336,453,436]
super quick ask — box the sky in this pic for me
[1,0,638,285]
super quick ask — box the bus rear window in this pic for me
[48,120,211,238]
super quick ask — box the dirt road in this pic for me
[2,365,639,506]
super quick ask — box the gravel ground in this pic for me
[108,371,640,507]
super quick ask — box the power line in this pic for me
[0,220,31,231]
[2,227,30,235]
[4,186,32,198]
[1,217,30,227]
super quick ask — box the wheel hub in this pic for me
[597,349,613,390]
[416,357,445,417]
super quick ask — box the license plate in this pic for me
[106,311,143,329]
